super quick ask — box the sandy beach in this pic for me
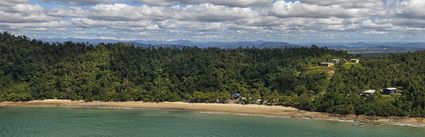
[1,99,424,127]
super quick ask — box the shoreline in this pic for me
[1,99,424,127]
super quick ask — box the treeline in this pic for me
[1,32,425,117]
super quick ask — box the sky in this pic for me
[1,0,425,42]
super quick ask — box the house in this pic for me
[321,62,335,67]
[232,93,241,100]
[360,89,376,97]
[350,59,360,64]
[331,59,341,64]
[362,90,376,94]
[383,87,397,94]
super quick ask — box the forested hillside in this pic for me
[1,32,425,117]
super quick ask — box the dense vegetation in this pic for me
[1,32,425,117]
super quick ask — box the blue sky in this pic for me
[1,0,425,42]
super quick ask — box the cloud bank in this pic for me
[0,0,424,42]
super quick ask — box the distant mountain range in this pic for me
[303,42,425,54]
[40,38,300,48]
[133,40,300,49]
[40,38,425,50]
[307,42,425,49]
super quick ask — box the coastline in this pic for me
[1,99,424,127]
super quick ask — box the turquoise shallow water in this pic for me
[0,107,424,137]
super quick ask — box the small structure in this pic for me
[350,59,360,64]
[255,99,262,104]
[321,62,335,67]
[331,59,341,64]
[232,93,241,100]
[360,89,376,97]
[383,87,397,94]
[363,90,376,94]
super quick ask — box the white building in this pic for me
[362,90,376,94]
[331,59,341,64]
[350,59,360,64]
[360,89,376,97]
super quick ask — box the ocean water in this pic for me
[0,107,424,137]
